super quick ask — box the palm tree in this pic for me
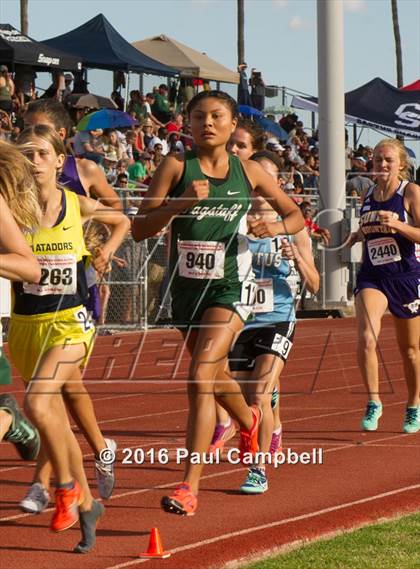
[391,0,403,87]
[20,0,29,35]
[237,0,245,65]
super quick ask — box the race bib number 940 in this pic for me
[178,240,225,279]
[367,237,401,266]
[23,254,77,295]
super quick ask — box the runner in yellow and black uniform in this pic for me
[8,125,129,554]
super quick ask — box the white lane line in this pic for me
[0,397,408,474]
[0,429,414,522]
[104,483,420,569]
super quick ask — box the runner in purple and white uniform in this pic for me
[350,139,420,434]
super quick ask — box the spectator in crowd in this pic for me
[116,159,129,179]
[0,110,13,140]
[101,128,127,162]
[14,65,37,106]
[166,112,183,133]
[249,69,265,111]
[127,90,143,120]
[123,130,138,162]
[168,131,184,154]
[237,62,251,105]
[300,200,331,245]
[266,137,285,154]
[101,154,118,185]
[62,73,73,100]
[111,90,125,111]
[148,127,169,155]
[0,65,14,115]
[72,128,105,164]
[128,152,148,185]
[151,84,171,123]
[280,113,298,134]
[142,118,155,149]
[150,144,164,171]
[144,93,164,127]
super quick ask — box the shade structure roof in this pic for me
[400,79,420,91]
[0,23,82,70]
[43,14,176,76]
[132,34,239,84]
[291,77,420,139]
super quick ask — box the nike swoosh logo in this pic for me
[63,226,73,231]
[227,191,240,196]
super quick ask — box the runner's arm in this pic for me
[132,155,199,241]
[288,229,320,294]
[380,182,420,243]
[77,158,123,211]
[243,160,304,237]
[0,196,41,283]
[78,196,130,275]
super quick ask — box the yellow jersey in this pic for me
[13,189,90,315]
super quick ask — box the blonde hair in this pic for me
[83,220,110,255]
[374,138,411,180]
[0,140,41,231]
[17,123,66,157]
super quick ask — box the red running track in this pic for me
[1,316,419,569]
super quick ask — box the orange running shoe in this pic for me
[239,405,262,462]
[209,419,237,455]
[161,483,197,516]
[51,480,83,532]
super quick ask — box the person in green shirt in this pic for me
[151,84,171,124]
[128,156,147,185]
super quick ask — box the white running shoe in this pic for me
[95,438,117,499]
[20,482,50,514]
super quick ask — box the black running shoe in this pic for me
[0,394,40,461]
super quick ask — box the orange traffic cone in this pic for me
[140,527,171,559]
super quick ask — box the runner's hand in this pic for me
[92,246,113,276]
[377,210,399,233]
[180,180,210,208]
[281,238,298,260]
[248,215,281,238]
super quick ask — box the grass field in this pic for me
[243,513,420,569]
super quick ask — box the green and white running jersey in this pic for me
[169,150,253,289]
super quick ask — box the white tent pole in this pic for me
[317,0,348,304]
[125,71,130,111]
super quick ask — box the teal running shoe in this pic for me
[403,406,420,434]
[361,401,383,431]
[240,468,268,494]
[271,387,279,410]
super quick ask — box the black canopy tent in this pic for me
[43,14,176,76]
[291,77,420,139]
[0,24,82,71]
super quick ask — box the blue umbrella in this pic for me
[77,109,137,131]
[238,105,264,119]
[256,117,288,140]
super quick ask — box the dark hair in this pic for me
[236,118,265,151]
[251,150,283,172]
[117,173,128,183]
[25,99,72,134]
[187,90,238,118]
[146,92,155,99]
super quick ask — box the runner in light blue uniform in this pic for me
[216,151,320,494]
